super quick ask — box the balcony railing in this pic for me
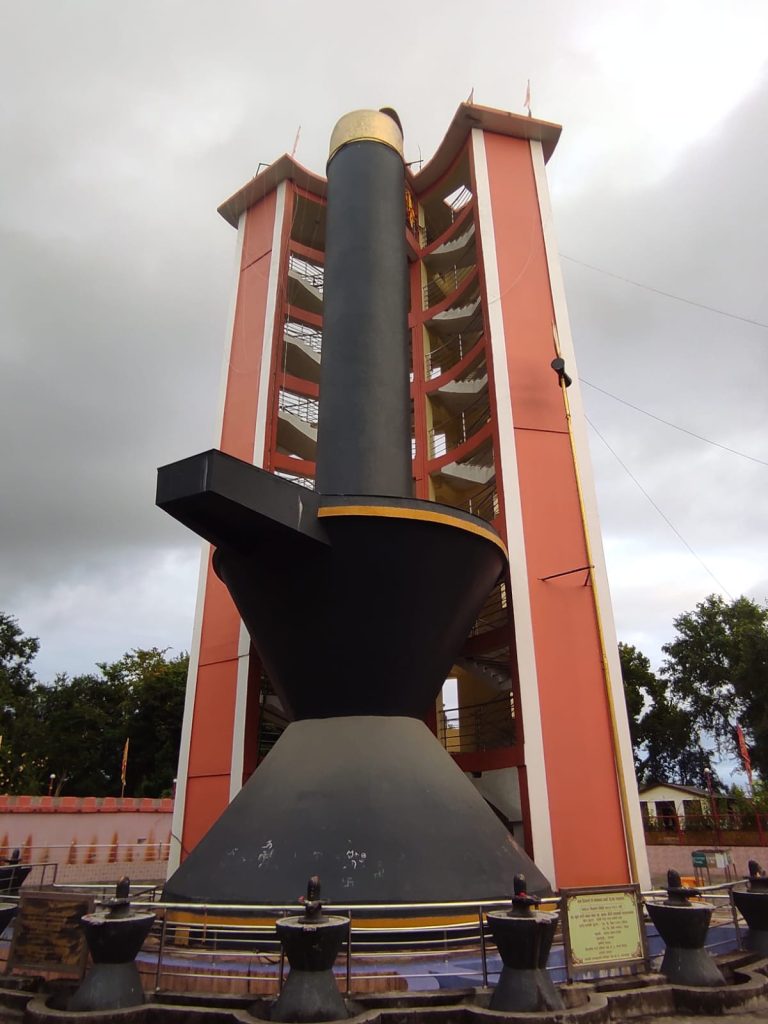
[452,481,499,523]
[422,265,475,310]
[284,320,322,355]
[425,310,484,377]
[419,186,474,249]
[439,695,515,754]
[288,253,324,293]
[428,392,491,459]
[469,584,509,638]
[274,471,315,490]
[278,389,319,425]
[644,812,768,846]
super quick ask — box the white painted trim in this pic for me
[168,212,248,875]
[253,180,287,468]
[228,180,288,800]
[471,128,556,886]
[214,213,247,443]
[228,622,252,801]
[167,541,210,875]
[530,140,651,890]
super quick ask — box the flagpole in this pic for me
[120,737,129,799]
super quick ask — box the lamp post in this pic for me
[48,773,56,797]
[703,768,722,847]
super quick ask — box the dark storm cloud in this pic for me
[554,74,768,658]
[0,0,765,677]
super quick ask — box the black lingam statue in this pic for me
[732,859,768,955]
[270,876,350,1023]
[68,877,156,1011]
[485,874,563,1012]
[646,869,725,986]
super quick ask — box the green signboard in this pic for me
[692,852,708,867]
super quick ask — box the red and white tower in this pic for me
[168,103,650,892]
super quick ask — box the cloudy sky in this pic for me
[1,0,766,688]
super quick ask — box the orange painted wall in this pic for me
[180,192,279,857]
[482,131,629,887]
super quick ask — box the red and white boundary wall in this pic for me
[0,796,173,885]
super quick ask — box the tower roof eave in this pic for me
[409,102,561,194]
[217,153,327,228]
[217,103,562,228]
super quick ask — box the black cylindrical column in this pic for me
[316,109,412,498]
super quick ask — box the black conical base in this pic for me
[164,717,550,904]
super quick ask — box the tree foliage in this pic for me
[619,642,714,788]
[661,595,768,777]
[0,613,187,797]
[619,594,768,788]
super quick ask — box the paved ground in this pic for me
[636,1012,768,1024]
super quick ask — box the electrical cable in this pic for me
[585,415,734,601]
[562,255,768,331]
[581,379,768,468]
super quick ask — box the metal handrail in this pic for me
[426,330,481,377]
[416,190,475,246]
[428,393,491,459]
[439,695,515,754]
[274,471,316,490]
[288,253,324,293]
[278,389,319,425]
[422,264,475,309]
[29,877,750,996]
[284,320,323,354]
[453,481,499,523]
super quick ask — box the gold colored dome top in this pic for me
[328,109,404,164]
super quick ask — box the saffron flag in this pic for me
[736,724,753,789]
[120,737,129,788]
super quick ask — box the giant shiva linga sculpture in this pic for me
[157,109,549,905]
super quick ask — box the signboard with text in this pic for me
[560,884,648,980]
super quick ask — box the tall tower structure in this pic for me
[167,102,650,892]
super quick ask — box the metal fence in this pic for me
[644,812,768,846]
[0,879,755,996]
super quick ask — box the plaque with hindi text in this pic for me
[560,884,648,979]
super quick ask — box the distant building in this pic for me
[169,102,649,891]
[640,782,712,830]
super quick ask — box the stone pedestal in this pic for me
[733,868,768,956]
[271,915,350,1023]
[487,908,563,1012]
[647,902,724,987]
[68,880,156,1012]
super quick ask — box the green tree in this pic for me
[619,642,714,788]
[37,671,130,794]
[37,648,188,797]
[0,614,187,798]
[661,595,768,778]
[99,648,187,797]
[0,615,46,792]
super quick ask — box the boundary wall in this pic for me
[0,796,173,884]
